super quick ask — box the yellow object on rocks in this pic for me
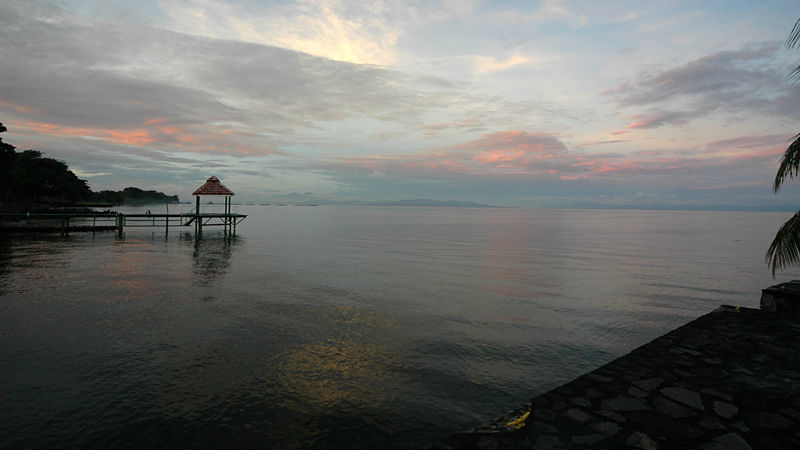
[505,411,530,429]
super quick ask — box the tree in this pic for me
[0,123,17,203]
[766,19,800,276]
[0,124,92,206]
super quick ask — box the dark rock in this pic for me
[585,373,612,383]
[712,401,738,418]
[602,394,650,412]
[731,421,750,433]
[653,395,696,418]
[584,387,606,398]
[780,407,800,421]
[441,306,800,449]
[475,435,499,450]
[532,409,556,421]
[700,388,733,401]
[570,396,591,407]
[572,434,604,445]
[591,421,621,436]
[633,377,663,392]
[674,368,697,378]
[661,386,704,410]
[752,354,772,364]
[672,347,702,356]
[552,401,569,411]
[598,409,626,423]
[700,432,752,450]
[563,408,593,423]
[625,431,659,450]
[533,434,561,450]
[699,415,728,431]
[628,385,650,398]
[529,421,557,434]
[745,411,792,429]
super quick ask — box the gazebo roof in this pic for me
[192,176,235,196]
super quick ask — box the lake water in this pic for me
[1,206,798,448]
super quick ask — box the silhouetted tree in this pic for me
[0,123,17,203]
[0,123,91,206]
[767,19,800,276]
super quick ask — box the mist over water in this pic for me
[1,206,796,449]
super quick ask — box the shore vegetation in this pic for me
[0,123,178,211]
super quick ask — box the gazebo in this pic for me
[191,176,237,234]
[193,175,235,214]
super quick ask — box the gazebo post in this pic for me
[224,196,229,235]
[195,195,201,234]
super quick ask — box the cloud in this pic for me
[317,129,787,186]
[605,42,800,131]
[574,139,628,148]
[474,55,531,74]
[622,109,706,130]
[0,1,479,155]
[494,0,588,27]
[157,0,400,66]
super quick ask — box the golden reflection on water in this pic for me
[272,306,401,413]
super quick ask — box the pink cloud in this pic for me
[325,130,786,185]
[12,120,157,146]
[452,130,567,171]
[0,100,41,115]
[10,119,285,156]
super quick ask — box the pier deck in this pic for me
[0,211,247,235]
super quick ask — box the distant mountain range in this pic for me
[364,199,495,207]
[256,192,497,207]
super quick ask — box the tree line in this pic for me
[0,123,178,210]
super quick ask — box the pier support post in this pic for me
[116,213,124,237]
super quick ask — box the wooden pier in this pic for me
[0,210,246,236]
[0,176,246,237]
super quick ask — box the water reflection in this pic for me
[184,233,239,287]
[0,234,74,297]
[0,237,11,296]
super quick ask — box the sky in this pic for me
[1,0,800,208]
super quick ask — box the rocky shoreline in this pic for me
[438,305,800,450]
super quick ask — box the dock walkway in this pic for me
[0,211,246,235]
[441,306,800,450]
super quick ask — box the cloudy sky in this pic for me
[1,0,799,208]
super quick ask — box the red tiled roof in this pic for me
[192,176,235,196]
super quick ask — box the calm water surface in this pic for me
[1,206,797,448]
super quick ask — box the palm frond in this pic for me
[789,18,800,48]
[789,19,800,81]
[766,211,800,276]
[773,133,800,192]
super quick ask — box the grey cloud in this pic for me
[0,1,445,136]
[606,42,800,128]
[0,0,568,155]
[0,6,248,129]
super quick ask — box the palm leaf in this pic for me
[766,211,800,276]
[773,133,800,191]
[790,18,800,47]
[789,18,800,80]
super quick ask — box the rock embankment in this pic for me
[441,306,800,450]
